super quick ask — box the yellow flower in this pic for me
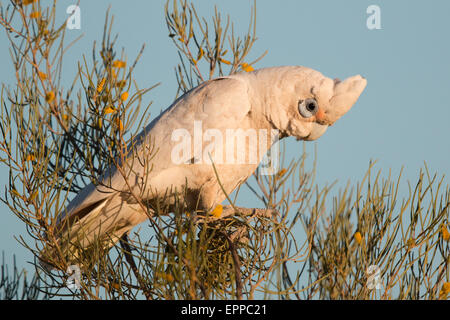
[240,62,254,72]
[120,91,129,101]
[211,204,223,218]
[104,106,115,114]
[26,154,35,162]
[277,168,287,177]
[219,58,231,65]
[11,188,20,197]
[442,224,450,241]
[96,78,106,93]
[406,238,415,249]
[354,232,362,244]
[443,282,450,292]
[166,274,174,282]
[29,11,41,19]
[439,282,450,299]
[112,60,126,68]
[45,91,55,103]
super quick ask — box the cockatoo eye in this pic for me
[298,98,318,118]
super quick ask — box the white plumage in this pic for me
[41,66,367,265]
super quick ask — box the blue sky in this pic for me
[0,0,449,278]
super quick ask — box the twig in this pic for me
[222,231,243,300]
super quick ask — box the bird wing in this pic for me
[50,76,251,250]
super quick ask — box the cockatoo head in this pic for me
[253,66,367,141]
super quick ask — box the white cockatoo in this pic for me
[41,66,366,266]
